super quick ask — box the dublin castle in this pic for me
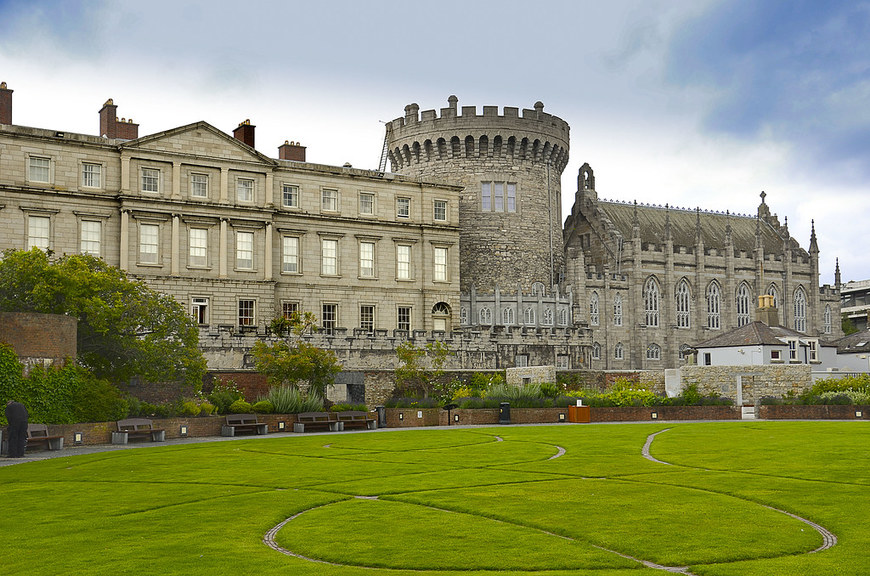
[0,84,841,375]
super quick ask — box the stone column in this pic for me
[220,168,229,204]
[264,222,273,281]
[172,162,182,199]
[120,156,131,194]
[219,218,228,278]
[171,214,180,276]
[119,209,129,270]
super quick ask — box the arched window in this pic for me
[676,280,691,328]
[502,306,515,325]
[706,282,721,329]
[794,288,807,332]
[646,343,661,360]
[679,344,692,361]
[824,304,832,335]
[460,307,468,325]
[614,342,624,360]
[736,283,751,327]
[558,308,569,326]
[767,284,779,309]
[543,308,554,326]
[524,307,536,325]
[531,282,546,297]
[591,342,601,360]
[432,302,450,332]
[589,292,600,326]
[644,278,660,327]
[613,294,623,326]
[479,307,492,325]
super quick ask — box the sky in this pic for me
[1,0,868,285]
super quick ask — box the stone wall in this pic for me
[680,365,812,405]
[506,365,556,386]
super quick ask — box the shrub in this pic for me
[198,402,215,416]
[251,400,274,414]
[467,372,504,393]
[330,403,367,412]
[228,399,252,414]
[208,379,244,414]
[384,397,440,409]
[70,374,128,423]
[179,401,201,417]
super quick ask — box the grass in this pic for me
[0,422,868,575]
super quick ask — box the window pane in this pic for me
[283,236,299,273]
[191,173,208,198]
[434,200,447,221]
[506,183,516,212]
[481,182,491,211]
[82,163,102,188]
[139,224,159,263]
[189,228,208,266]
[28,216,50,250]
[360,305,374,331]
[322,304,337,334]
[236,231,253,269]
[434,247,447,281]
[322,238,338,275]
[282,184,298,207]
[322,189,337,211]
[397,197,410,218]
[30,157,50,182]
[142,168,159,192]
[237,178,254,202]
[397,245,410,279]
[494,182,504,212]
[360,242,375,277]
[238,300,255,326]
[397,306,411,331]
[359,193,374,215]
[81,220,101,256]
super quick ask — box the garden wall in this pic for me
[680,365,812,405]
[759,405,870,420]
[590,406,741,422]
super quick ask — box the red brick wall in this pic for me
[760,405,869,420]
[591,406,741,422]
[206,372,269,401]
[0,312,77,362]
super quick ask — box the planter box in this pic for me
[759,405,870,420]
[568,405,591,423]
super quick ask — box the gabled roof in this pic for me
[694,321,830,349]
[596,202,803,255]
[832,328,870,354]
[119,121,277,166]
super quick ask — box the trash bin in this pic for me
[376,405,386,428]
[499,402,511,425]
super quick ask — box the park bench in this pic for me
[112,418,166,444]
[26,423,64,451]
[221,414,268,437]
[294,412,342,433]
[336,411,377,430]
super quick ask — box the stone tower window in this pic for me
[481,181,518,212]
[767,284,780,309]
[644,278,660,327]
[736,283,751,327]
[502,307,515,325]
[676,280,691,328]
[591,342,601,360]
[614,342,624,360]
[532,282,546,297]
[524,307,536,325]
[543,308,554,326]
[646,343,661,360]
[460,306,468,325]
[479,307,492,325]
[589,292,600,326]
[558,308,569,326]
[613,294,623,326]
[824,304,832,334]
[794,288,808,333]
[706,282,721,330]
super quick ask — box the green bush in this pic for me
[263,384,324,413]
[251,400,274,413]
[208,379,244,414]
[384,397,440,408]
[179,401,201,417]
[199,402,215,416]
[70,373,128,423]
[330,403,367,412]
[228,399,252,414]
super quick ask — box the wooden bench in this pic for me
[112,418,166,444]
[294,412,342,433]
[336,411,377,430]
[26,423,64,451]
[221,414,268,437]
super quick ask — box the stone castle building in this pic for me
[0,84,839,376]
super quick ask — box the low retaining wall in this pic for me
[384,407,569,428]
[760,405,870,420]
[590,406,741,422]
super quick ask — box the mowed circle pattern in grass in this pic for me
[1,422,868,576]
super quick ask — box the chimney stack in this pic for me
[233,119,255,148]
[0,82,12,125]
[756,294,779,327]
[99,98,139,139]
[278,140,306,162]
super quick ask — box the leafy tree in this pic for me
[252,312,341,399]
[394,340,453,402]
[842,314,859,336]
[0,249,206,387]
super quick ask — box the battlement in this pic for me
[387,96,570,173]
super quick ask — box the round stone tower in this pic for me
[386,96,569,293]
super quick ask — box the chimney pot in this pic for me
[232,121,256,148]
[0,81,12,125]
[279,140,306,162]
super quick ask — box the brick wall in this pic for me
[0,312,77,364]
[590,405,741,422]
[759,405,869,420]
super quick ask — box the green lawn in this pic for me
[1,422,868,575]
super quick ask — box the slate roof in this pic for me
[831,328,870,354]
[596,201,804,255]
[694,321,831,349]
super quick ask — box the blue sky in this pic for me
[1,0,868,284]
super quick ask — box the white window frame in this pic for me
[524,307,536,325]
[808,339,819,362]
[787,339,799,362]
[321,303,338,334]
[282,184,299,208]
[515,354,529,368]
[29,155,51,183]
[81,162,102,189]
[479,307,492,325]
[238,299,256,327]
[434,246,448,282]
[646,343,661,360]
[434,199,447,221]
[237,177,255,203]
[589,292,600,326]
[824,305,832,335]
[80,220,102,257]
[614,342,625,360]
[359,192,375,216]
[141,167,160,194]
[138,223,160,265]
[282,236,300,274]
[191,296,209,325]
[188,227,208,267]
[396,244,411,280]
[235,230,254,270]
[502,307,515,325]
[322,188,338,212]
[191,173,209,198]
[359,241,376,278]
[360,304,375,332]
[397,197,410,219]
[281,301,300,319]
[321,238,339,276]
[591,342,601,360]
[27,215,51,251]
[397,306,412,331]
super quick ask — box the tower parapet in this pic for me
[386,96,570,293]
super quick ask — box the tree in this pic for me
[394,340,453,402]
[252,312,341,399]
[842,314,860,336]
[0,249,206,387]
